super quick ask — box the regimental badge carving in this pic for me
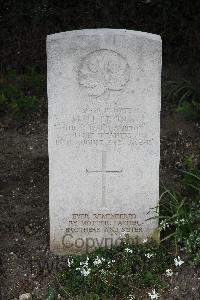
[78,49,130,97]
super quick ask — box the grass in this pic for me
[0,68,45,118]
[166,79,200,120]
[155,167,200,265]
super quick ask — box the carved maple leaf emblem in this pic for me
[78,49,130,97]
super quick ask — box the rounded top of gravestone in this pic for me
[47,29,162,43]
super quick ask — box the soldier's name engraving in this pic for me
[53,105,153,147]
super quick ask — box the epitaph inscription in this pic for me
[62,213,143,251]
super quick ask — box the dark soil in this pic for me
[0,105,200,299]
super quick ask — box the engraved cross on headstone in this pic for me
[86,151,122,207]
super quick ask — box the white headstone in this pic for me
[47,29,162,254]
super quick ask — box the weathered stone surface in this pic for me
[47,29,162,254]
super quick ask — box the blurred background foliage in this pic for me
[0,0,200,74]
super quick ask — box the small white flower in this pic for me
[145,253,154,259]
[93,257,101,266]
[174,256,184,267]
[174,286,179,290]
[148,289,159,299]
[143,238,148,243]
[125,248,133,253]
[166,269,173,277]
[179,219,186,225]
[76,257,91,276]
[160,220,170,230]
[67,258,73,267]
[81,267,91,276]
[175,218,186,225]
[80,257,89,266]
[107,259,115,266]
[93,256,105,266]
[76,266,91,276]
[99,269,108,283]
[127,294,135,300]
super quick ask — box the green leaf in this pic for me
[45,288,55,300]
[176,100,193,113]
